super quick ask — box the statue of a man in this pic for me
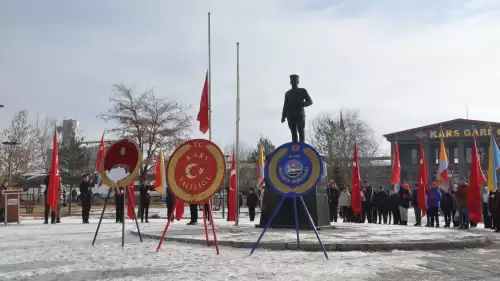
[281,74,313,143]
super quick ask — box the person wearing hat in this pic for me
[426,182,442,227]
[440,187,454,227]
[455,180,470,229]
[281,74,313,143]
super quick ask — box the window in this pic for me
[411,149,418,165]
[466,147,472,163]
[454,147,459,164]
[435,148,439,164]
[410,171,418,182]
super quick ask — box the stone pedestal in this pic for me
[258,182,330,229]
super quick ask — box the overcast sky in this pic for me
[1,0,500,155]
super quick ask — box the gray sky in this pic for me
[1,0,500,155]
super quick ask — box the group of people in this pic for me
[327,179,500,232]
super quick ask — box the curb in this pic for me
[130,230,492,252]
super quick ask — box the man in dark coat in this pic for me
[327,180,340,222]
[166,188,175,221]
[114,187,124,223]
[79,174,94,224]
[43,174,56,224]
[246,189,259,221]
[374,186,389,224]
[411,186,421,226]
[362,182,373,223]
[441,189,454,227]
[281,74,313,143]
[390,190,401,225]
[139,183,153,223]
[398,184,412,225]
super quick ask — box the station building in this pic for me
[384,118,500,187]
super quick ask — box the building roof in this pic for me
[383,118,500,138]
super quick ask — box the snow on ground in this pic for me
[4,207,499,281]
[0,217,446,281]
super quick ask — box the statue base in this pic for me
[257,185,331,229]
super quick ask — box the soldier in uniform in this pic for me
[139,183,154,223]
[114,186,124,223]
[79,174,94,224]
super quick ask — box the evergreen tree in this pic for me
[248,137,276,162]
[59,133,88,179]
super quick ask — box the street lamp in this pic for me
[2,141,19,186]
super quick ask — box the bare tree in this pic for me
[0,110,37,177]
[100,84,192,182]
[30,114,57,171]
[308,110,380,177]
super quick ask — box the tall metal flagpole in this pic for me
[208,12,212,141]
[207,12,213,217]
[235,42,241,226]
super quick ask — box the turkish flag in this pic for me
[197,71,209,134]
[175,198,184,221]
[47,126,60,212]
[127,181,136,220]
[351,143,362,216]
[417,140,428,217]
[228,151,237,221]
[467,136,487,224]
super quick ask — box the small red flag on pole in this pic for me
[351,143,362,216]
[467,136,487,224]
[47,126,60,212]
[228,151,237,221]
[417,140,428,217]
[127,181,136,220]
[197,72,209,134]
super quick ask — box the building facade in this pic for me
[384,118,500,187]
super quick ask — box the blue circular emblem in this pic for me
[265,142,324,198]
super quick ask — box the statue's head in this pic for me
[290,74,299,88]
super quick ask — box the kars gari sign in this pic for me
[166,139,226,204]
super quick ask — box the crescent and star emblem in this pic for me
[185,163,204,179]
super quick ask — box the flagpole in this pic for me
[208,12,212,142]
[235,42,241,226]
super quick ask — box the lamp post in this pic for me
[2,141,19,185]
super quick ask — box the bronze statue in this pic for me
[281,74,313,143]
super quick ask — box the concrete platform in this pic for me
[130,220,491,252]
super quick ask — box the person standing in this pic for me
[492,189,500,232]
[114,187,124,223]
[441,188,454,227]
[390,190,400,225]
[55,178,66,223]
[398,184,412,225]
[374,186,389,224]
[426,182,442,227]
[79,174,94,224]
[361,182,373,223]
[482,186,492,229]
[246,189,258,222]
[411,186,422,226]
[165,188,175,222]
[327,181,340,223]
[451,184,459,227]
[455,181,470,230]
[139,183,153,223]
[338,188,351,223]
[188,204,198,225]
[43,174,56,224]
